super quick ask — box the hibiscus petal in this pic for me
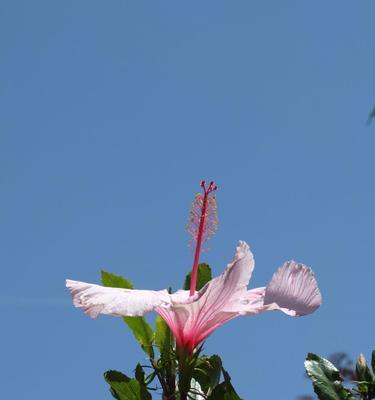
[238,261,321,317]
[156,241,255,351]
[66,280,170,318]
[219,240,255,294]
[190,241,255,334]
[263,261,321,316]
[234,287,267,315]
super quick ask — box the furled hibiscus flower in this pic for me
[66,181,321,354]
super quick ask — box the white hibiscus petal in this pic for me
[232,287,267,315]
[263,261,322,316]
[220,240,255,292]
[235,262,321,317]
[156,241,254,351]
[66,280,170,318]
[193,240,255,305]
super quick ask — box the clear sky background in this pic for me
[1,1,375,399]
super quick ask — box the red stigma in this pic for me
[187,180,218,296]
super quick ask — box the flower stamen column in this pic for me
[187,180,218,296]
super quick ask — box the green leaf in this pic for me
[134,364,145,385]
[104,370,151,400]
[110,387,121,399]
[371,350,375,376]
[144,371,156,386]
[207,368,241,400]
[184,263,212,291]
[356,382,369,395]
[206,355,223,390]
[100,271,154,358]
[123,316,154,358]
[356,381,375,399]
[101,270,133,289]
[368,381,375,398]
[305,353,355,400]
[368,107,375,125]
[194,354,222,394]
[356,353,373,382]
[155,315,173,356]
[155,314,176,395]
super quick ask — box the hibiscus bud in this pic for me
[356,353,373,382]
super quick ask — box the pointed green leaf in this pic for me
[356,381,375,398]
[305,353,355,400]
[144,371,156,386]
[101,270,133,289]
[100,271,154,357]
[368,107,375,125]
[134,364,145,384]
[206,355,222,390]
[221,368,242,400]
[368,381,375,398]
[155,315,171,353]
[371,350,375,376]
[356,353,373,382]
[104,370,151,400]
[123,316,154,358]
[194,354,222,394]
[155,314,176,395]
[110,387,121,399]
[184,263,212,291]
[356,382,369,395]
[207,368,241,400]
[155,315,173,357]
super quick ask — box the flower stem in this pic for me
[177,349,191,400]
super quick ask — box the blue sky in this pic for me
[1,1,375,398]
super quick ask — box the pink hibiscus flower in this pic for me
[66,181,321,354]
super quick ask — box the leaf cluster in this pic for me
[305,350,375,400]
